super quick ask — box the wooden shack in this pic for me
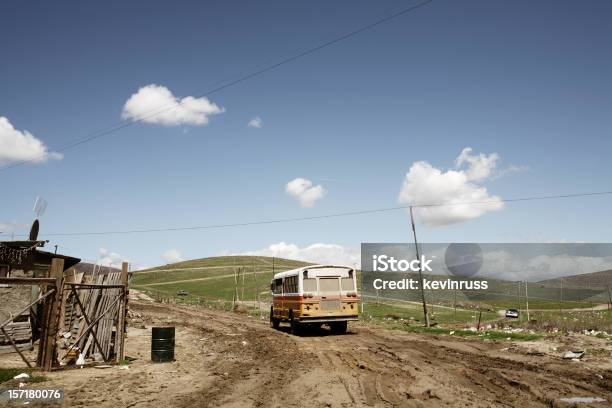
[0,240,80,353]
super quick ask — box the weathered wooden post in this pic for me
[117,262,129,362]
[42,258,64,370]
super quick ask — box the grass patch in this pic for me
[0,368,48,384]
[117,356,137,366]
[363,302,499,325]
[383,323,542,341]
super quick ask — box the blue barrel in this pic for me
[151,327,175,362]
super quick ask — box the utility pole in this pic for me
[560,278,564,314]
[524,282,530,321]
[516,281,521,321]
[253,258,261,318]
[606,285,611,311]
[453,287,457,323]
[241,266,245,301]
[233,267,238,308]
[410,206,429,327]
[588,276,594,314]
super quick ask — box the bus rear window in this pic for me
[319,278,340,294]
[341,277,354,291]
[303,278,317,292]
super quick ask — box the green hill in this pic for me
[538,269,612,290]
[132,256,310,302]
[132,255,608,308]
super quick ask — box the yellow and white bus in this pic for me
[269,265,359,334]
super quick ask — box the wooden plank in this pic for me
[60,268,81,333]
[42,258,64,371]
[117,263,129,361]
[69,286,106,361]
[66,283,126,289]
[60,295,122,361]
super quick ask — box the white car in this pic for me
[505,308,519,318]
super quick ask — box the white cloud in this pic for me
[121,84,224,126]
[241,242,360,266]
[399,148,504,227]
[247,116,263,128]
[0,116,62,165]
[455,147,499,181]
[161,248,183,264]
[285,178,325,208]
[0,221,23,234]
[97,248,127,269]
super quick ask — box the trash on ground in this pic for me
[563,351,585,360]
[559,396,606,403]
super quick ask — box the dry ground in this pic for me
[2,299,611,407]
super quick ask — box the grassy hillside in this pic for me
[131,255,612,330]
[132,256,310,302]
[133,255,609,308]
[362,271,607,311]
[538,269,612,290]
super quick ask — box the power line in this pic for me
[0,0,434,173]
[3,190,610,238]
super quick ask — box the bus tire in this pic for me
[289,312,301,336]
[330,321,347,334]
[270,307,280,330]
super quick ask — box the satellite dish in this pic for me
[29,219,40,241]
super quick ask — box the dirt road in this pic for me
[21,301,612,407]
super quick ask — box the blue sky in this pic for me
[1,0,611,269]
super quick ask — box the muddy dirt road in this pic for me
[19,301,612,407]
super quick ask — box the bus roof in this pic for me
[272,265,353,280]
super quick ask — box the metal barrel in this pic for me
[151,326,175,363]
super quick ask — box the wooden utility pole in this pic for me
[233,267,238,307]
[410,206,429,327]
[516,281,521,321]
[560,278,564,314]
[607,285,612,311]
[253,258,261,318]
[241,266,246,301]
[588,277,594,314]
[524,281,530,322]
[117,262,129,362]
[453,288,457,323]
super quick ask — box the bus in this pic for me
[269,265,359,334]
